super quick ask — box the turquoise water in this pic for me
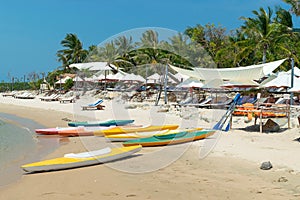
[0,113,59,187]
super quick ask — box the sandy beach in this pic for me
[0,94,300,199]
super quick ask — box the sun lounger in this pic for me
[40,94,61,101]
[40,94,55,101]
[2,91,17,97]
[14,92,35,99]
[59,96,76,103]
[177,97,213,108]
[81,99,105,110]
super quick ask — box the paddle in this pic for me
[213,93,241,131]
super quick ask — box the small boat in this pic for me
[94,124,179,136]
[36,126,114,137]
[21,145,142,173]
[105,128,203,142]
[123,129,216,147]
[68,119,134,127]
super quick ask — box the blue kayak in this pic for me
[68,119,134,127]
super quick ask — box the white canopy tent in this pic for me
[121,73,146,82]
[288,78,300,92]
[176,78,204,88]
[221,80,259,88]
[261,72,292,88]
[287,67,300,77]
[69,62,115,71]
[170,59,286,88]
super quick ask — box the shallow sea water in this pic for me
[0,113,59,187]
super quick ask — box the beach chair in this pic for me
[178,97,213,108]
[193,97,213,108]
[40,94,56,101]
[42,94,61,101]
[59,96,76,103]
[2,91,17,97]
[15,92,35,99]
[81,99,105,110]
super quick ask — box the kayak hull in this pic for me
[123,130,215,147]
[95,125,179,136]
[105,128,203,142]
[36,127,113,137]
[21,145,142,173]
[68,119,134,127]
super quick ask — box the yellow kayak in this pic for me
[21,145,142,173]
[105,128,203,142]
[94,124,179,136]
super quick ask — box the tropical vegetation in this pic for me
[2,2,300,92]
[55,5,299,74]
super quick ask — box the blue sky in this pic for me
[0,0,298,82]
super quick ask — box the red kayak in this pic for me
[35,126,114,137]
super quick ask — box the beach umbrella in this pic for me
[174,73,189,82]
[121,73,145,82]
[262,72,294,88]
[176,78,203,88]
[147,73,162,84]
[182,81,204,88]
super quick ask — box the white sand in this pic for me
[0,93,300,199]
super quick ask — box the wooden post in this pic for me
[230,115,233,130]
[259,109,263,133]
[288,105,291,129]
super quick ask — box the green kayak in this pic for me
[123,129,216,147]
[68,119,134,127]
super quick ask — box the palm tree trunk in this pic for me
[263,45,267,63]
[107,63,118,74]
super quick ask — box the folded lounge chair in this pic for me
[81,99,105,110]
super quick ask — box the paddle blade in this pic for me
[213,122,221,130]
[233,93,241,102]
[212,93,240,131]
[224,122,231,132]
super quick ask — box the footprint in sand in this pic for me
[126,194,137,197]
[102,192,119,196]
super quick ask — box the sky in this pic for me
[0,0,299,82]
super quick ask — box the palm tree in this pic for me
[57,33,88,69]
[57,52,69,70]
[98,41,120,73]
[282,0,300,16]
[136,30,175,105]
[85,45,100,62]
[114,36,136,58]
[239,7,290,63]
[275,6,293,29]
[114,36,137,71]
